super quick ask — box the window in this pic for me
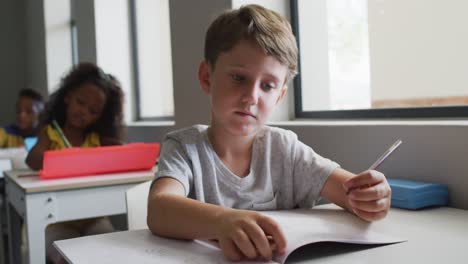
[44,0,74,93]
[129,0,174,121]
[291,0,468,118]
[83,0,174,122]
[95,0,134,123]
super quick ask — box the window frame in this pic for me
[70,0,79,65]
[290,0,468,119]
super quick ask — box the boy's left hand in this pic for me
[343,170,391,221]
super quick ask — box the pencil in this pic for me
[368,139,402,170]
[51,120,72,148]
[346,139,402,194]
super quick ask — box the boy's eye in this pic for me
[231,74,245,82]
[261,82,276,91]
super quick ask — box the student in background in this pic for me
[0,88,44,148]
[147,4,391,262]
[25,62,125,264]
[26,62,125,170]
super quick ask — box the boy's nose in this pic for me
[242,83,259,105]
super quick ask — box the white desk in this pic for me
[0,148,28,264]
[54,205,468,264]
[4,169,154,264]
[0,148,28,175]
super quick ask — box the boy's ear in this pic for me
[275,86,288,105]
[198,61,211,94]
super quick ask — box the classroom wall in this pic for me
[74,0,97,64]
[25,0,48,97]
[168,0,231,127]
[277,122,468,210]
[0,0,27,124]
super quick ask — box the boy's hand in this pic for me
[215,209,286,261]
[343,170,391,221]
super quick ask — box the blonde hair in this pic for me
[204,4,298,82]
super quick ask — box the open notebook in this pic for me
[55,207,405,264]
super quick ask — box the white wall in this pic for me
[369,0,468,100]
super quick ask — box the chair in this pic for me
[125,180,152,230]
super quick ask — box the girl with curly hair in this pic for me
[26,62,124,169]
[25,62,125,264]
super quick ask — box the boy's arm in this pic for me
[320,167,391,221]
[25,128,51,170]
[147,177,286,261]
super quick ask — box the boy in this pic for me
[0,88,44,148]
[148,4,391,262]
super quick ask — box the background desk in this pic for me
[55,205,468,264]
[4,169,154,264]
[0,148,28,264]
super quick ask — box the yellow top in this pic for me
[46,124,100,150]
[0,126,25,148]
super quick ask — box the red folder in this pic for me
[39,143,160,179]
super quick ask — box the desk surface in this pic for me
[4,169,155,193]
[54,205,468,264]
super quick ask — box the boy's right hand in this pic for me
[215,208,286,261]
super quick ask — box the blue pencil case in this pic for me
[387,178,449,210]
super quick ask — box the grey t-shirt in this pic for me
[155,125,339,210]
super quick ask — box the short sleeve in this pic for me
[45,125,65,150]
[0,128,7,148]
[46,124,100,149]
[84,132,100,147]
[292,137,340,208]
[155,137,193,196]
